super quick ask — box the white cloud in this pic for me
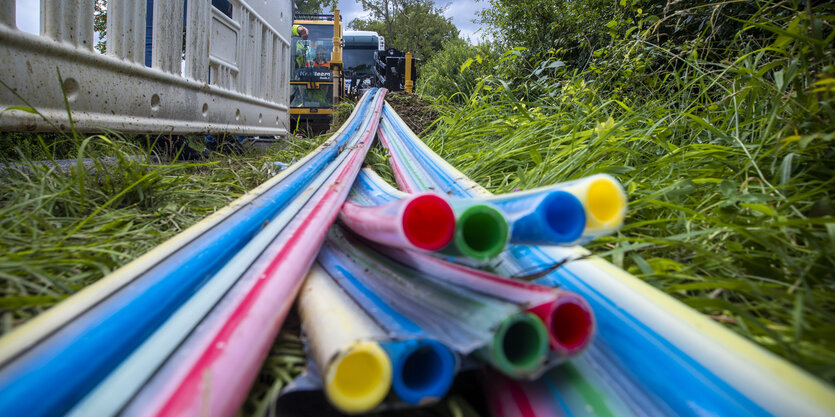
[439,0,489,43]
[336,0,371,26]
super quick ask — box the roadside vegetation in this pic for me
[417,0,835,382]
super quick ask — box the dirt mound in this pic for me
[330,91,439,137]
[385,91,440,137]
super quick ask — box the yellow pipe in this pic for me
[405,52,413,93]
[586,177,625,228]
[558,174,626,232]
[325,342,391,413]
[299,264,391,414]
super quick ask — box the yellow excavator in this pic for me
[289,10,344,133]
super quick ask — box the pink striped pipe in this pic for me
[374,245,594,355]
[339,193,455,251]
[376,123,423,193]
[484,369,561,417]
[131,89,388,417]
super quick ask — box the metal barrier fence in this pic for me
[0,0,292,137]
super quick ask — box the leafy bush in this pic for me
[417,38,497,102]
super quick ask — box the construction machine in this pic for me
[342,31,385,99]
[290,11,343,133]
[342,30,418,99]
[288,15,416,132]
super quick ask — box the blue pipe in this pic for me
[353,169,410,202]
[347,170,402,206]
[380,339,456,406]
[0,92,378,417]
[491,191,586,245]
[380,108,470,197]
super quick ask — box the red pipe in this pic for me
[340,193,455,251]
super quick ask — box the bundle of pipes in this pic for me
[284,113,628,412]
[281,221,595,414]
[1,95,830,417]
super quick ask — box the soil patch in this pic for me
[384,91,440,137]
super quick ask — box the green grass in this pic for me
[0,131,322,414]
[0,133,319,323]
[414,11,835,381]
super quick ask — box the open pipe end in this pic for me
[325,342,392,414]
[532,296,595,355]
[402,194,456,251]
[485,313,548,378]
[552,299,594,352]
[541,191,586,243]
[586,177,626,228]
[387,339,456,405]
[455,205,508,261]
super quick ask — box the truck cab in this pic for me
[342,30,385,98]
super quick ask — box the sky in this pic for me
[15,0,39,35]
[13,0,488,43]
[336,0,488,43]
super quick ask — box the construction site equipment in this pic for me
[341,32,418,99]
[343,30,385,99]
[0,0,292,137]
[290,10,342,133]
[378,48,418,92]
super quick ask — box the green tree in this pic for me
[356,0,398,40]
[350,0,458,62]
[477,0,625,66]
[296,0,338,15]
[477,0,778,70]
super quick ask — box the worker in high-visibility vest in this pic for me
[292,24,309,69]
[292,25,309,40]
[312,50,330,67]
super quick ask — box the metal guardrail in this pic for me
[0,0,292,137]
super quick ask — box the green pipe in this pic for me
[442,203,509,261]
[476,312,549,379]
